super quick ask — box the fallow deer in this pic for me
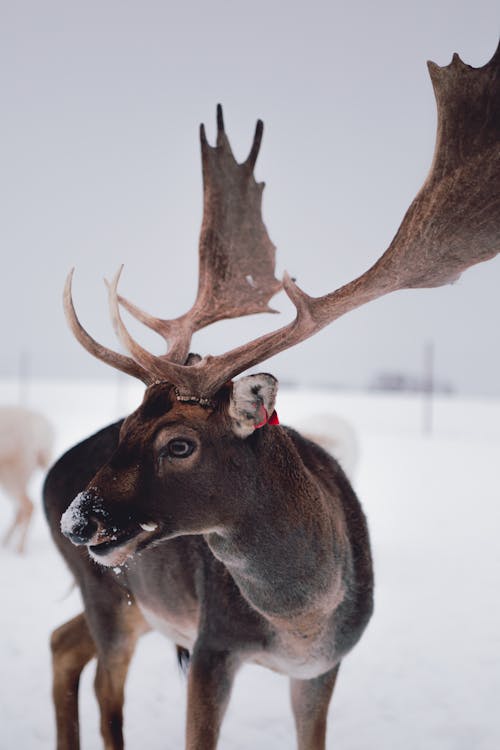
[44,45,500,750]
[0,406,54,553]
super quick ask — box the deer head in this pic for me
[60,376,278,566]
[61,46,500,565]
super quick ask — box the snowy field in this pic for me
[0,380,499,750]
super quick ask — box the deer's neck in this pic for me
[206,430,350,624]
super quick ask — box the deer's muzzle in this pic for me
[60,489,109,545]
[60,487,159,567]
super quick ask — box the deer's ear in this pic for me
[228,374,278,438]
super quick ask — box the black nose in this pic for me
[64,517,98,545]
[60,489,107,545]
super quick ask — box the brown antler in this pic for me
[108,104,281,364]
[65,45,500,399]
[64,269,155,384]
[173,41,500,396]
[65,105,281,382]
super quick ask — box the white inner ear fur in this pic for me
[228,374,278,438]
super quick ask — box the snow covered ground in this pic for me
[0,380,499,749]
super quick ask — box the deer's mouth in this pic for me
[89,527,139,556]
[88,522,159,567]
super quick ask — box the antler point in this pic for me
[111,265,125,288]
[245,118,265,170]
[63,268,75,299]
[216,104,225,134]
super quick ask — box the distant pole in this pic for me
[422,340,434,436]
[18,350,30,405]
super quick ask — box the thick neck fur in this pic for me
[205,426,352,629]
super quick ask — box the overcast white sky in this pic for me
[1,1,499,394]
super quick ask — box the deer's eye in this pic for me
[166,439,195,458]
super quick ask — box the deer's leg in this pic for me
[290,663,340,750]
[94,644,136,750]
[2,510,19,547]
[15,492,34,553]
[91,601,146,750]
[51,612,96,750]
[185,647,239,750]
[2,492,34,553]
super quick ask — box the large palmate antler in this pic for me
[111,106,281,366]
[65,105,281,385]
[65,45,500,399]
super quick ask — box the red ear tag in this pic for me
[254,407,280,429]
[268,410,280,425]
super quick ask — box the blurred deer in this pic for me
[44,45,499,750]
[0,406,54,553]
[295,414,360,482]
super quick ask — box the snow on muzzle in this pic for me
[60,488,158,558]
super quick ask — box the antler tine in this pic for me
[63,269,154,385]
[107,267,191,383]
[199,122,208,147]
[104,272,200,364]
[245,118,264,171]
[216,103,227,147]
[107,288,172,338]
[105,285,183,356]
[108,267,217,394]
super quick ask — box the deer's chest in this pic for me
[136,599,199,651]
[251,619,339,679]
[136,595,338,680]
[252,648,336,680]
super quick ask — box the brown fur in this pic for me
[44,382,373,749]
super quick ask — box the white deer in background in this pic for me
[295,414,360,482]
[0,406,54,553]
